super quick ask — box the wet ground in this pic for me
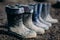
[0,1,60,40]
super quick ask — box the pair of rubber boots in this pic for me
[5,3,58,38]
[33,3,58,30]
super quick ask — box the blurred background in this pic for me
[0,0,60,40]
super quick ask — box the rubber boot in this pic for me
[38,3,52,27]
[5,5,37,38]
[31,4,49,30]
[44,3,58,23]
[23,6,45,34]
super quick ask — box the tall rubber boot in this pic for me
[23,6,45,34]
[38,3,52,27]
[44,3,58,23]
[31,4,49,30]
[5,5,37,38]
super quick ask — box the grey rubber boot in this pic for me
[23,6,45,34]
[32,4,49,30]
[44,3,58,23]
[38,3,52,27]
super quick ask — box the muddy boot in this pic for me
[32,4,49,30]
[38,3,52,27]
[44,3,58,23]
[5,5,37,38]
[23,6,45,34]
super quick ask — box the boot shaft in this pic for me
[41,3,51,19]
[32,3,42,21]
[5,5,24,27]
[31,3,51,19]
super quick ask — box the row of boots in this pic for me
[5,3,58,38]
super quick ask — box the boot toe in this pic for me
[37,28,45,34]
[25,31,37,38]
[42,24,49,30]
[52,19,58,23]
[35,23,49,30]
[47,19,58,23]
[48,23,52,27]
[44,26,49,30]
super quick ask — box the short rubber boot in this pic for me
[5,5,37,38]
[38,3,52,27]
[32,4,49,30]
[23,6,45,34]
[44,3,58,23]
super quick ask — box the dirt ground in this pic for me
[0,0,60,40]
